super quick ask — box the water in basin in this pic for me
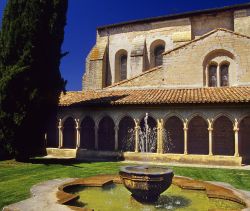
[67,183,244,211]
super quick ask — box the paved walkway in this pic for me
[122,160,250,170]
[3,178,76,211]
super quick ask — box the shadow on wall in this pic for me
[76,149,125,162]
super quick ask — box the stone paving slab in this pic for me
[3,178,76,211]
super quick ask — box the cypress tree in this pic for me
[0,0,68,160]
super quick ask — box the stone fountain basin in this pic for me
[119,165,174,202]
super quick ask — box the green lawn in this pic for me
[0,159,250,210]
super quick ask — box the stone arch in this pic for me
[80,116,95,150]
[115,49,128,82]
[150,39,165,68]
[118,116,135,152]
[164,116,184,154]
[239,116,250,163]
[203,49,236,86]
[115,113,135,128]
[139,115,157,153]
[61,115,76,125]
[213,116,234,156]
[188,116,209,155]
[213,113,234,125]
[187,113,208,126]
[62,117,76,149]
[98,116,115,151]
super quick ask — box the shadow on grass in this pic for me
[28,157,123,167]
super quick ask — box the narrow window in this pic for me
[220,64,229,87]
[120,55,127,81]
[208,65,217,87]
[154,45,165,67]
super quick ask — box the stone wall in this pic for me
[82,6,250,91]
[234,8,250,37]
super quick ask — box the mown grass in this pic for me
[0,159,250,209]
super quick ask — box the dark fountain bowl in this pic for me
[119,165,174,203]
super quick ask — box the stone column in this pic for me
[157,119,164,154]
[58,119,63,148]
[183,119,188,155]
[206,66,209,87]
[95,126,98,150]
[134,119,140,153]
[208,119,213,156]
[114,125,119,151]
[75,119,81,149]
[234,119,239,157]
[216,65,220,87]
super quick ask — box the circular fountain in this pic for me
[119,165,174,202]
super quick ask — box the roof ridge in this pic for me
[104,66,162,89]
[163,28,250,56]
[97,3,250,30]
[95,85,250,93]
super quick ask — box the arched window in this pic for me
[140,116,157,153]
[118,116,135,152]
[220,64,229,87]
[63,117,76,149]
[115,50,128,82]
[98,116,115,151]
[80,116,95,150]
[208,65,217,87]
[154,45,165,66]
[213,116,234,156]
[164,116,184,154]
[187,116,209,155]
[120,54,127,81]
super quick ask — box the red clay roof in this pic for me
[59,86,250,107]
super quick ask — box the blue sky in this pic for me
[0,0,250,91]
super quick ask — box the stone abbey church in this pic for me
[47,3,250,166]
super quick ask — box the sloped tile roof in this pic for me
[59,86,250,107]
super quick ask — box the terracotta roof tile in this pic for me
[59,87,250,107]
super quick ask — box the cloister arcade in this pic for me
[46,111,250,163]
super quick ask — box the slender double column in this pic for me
[58,119,63,148]
[208,119,213,156]
[134,119,140,153]
[114,125,119,151]
[157,119,164,154]
[233,119,239,157]
[95,126,98,150]
[75,119,81,149]
[183,119,188,155]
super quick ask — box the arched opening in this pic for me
[80,116,95,150]
[188,116,209,155]
[63,117,76,149]
[213,116,234,156]
[150,40,165,68]
[140,115,157,153]
[115,49,128,82]
[46,116,58,148]
[154,45,165,66]
[164,116,184,154]
[98,116,115,151]
[118,116,135,152]
[208,64,217,87]
[203,49,235,87]
[220,63,229,86]
[239,116,250,163]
